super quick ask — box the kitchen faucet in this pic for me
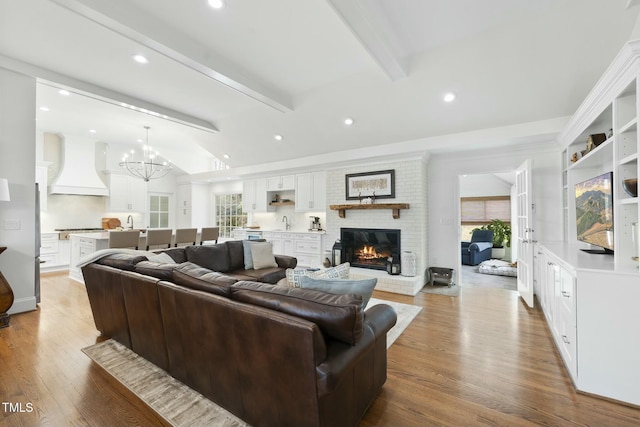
[282,215,290,230]
[127,215,134,230]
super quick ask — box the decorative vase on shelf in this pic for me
[401,251,417,277]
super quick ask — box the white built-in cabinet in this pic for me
[176,184,192,228]
[242,172,327,214]
[537,41,640,407]
[107,173,147,212]
[40,232,70,271]
[295,171,326,212]
[262,231,323,268]
[266,175,294,191]
[537,247,577,379]
[243,178,272,213]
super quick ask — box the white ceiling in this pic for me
[0,0,638,176]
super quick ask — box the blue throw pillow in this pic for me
[299,276,377,309]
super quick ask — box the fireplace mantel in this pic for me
[329,203,409,219]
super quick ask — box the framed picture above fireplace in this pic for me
[345,169,395,200]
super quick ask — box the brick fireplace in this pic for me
[325,159,428,295]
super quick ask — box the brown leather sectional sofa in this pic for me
[81,240,397,427]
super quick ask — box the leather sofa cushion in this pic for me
[230,281,364,345]
[225,240,245,271]
[135,260,176,281]
[96,253,147,271]
[233,267,286,284]
[185,244,231,272]
[172,262,237,296]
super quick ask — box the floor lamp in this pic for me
[0,178,14,328]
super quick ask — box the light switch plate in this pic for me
[4,219,20,230]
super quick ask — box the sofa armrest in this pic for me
[469,242,492,252]
[364,304,397,337]
[275,254,297,269]
[315,303,396,397]
[461,240,472,249]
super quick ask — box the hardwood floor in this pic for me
[1,271,639,427]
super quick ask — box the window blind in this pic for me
[461,196,510,224]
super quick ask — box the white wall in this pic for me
[428,143,563,281]
[460,174,512,197]
[0,68,37,314]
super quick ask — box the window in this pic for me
[215,193,246,238]
[149,194,170,228]
[460,196,511,241]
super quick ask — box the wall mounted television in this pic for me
[575,171,614,254]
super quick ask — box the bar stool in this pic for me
[108,230,141,250]
[200,227,220,245]
[174,228,197,247]
[145,228,173,250]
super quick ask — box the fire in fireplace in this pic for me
[340,228,400,270]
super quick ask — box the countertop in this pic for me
[239,228,325,234]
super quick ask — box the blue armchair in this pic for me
[461,230,494,266]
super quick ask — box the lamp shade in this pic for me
[0,178,9,202]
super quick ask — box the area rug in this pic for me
[366,297,422,347]
[420,284,461,297]
[82,298,421,427]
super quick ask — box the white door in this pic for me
[516,159,535,307]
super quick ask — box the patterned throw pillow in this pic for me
[285,262,350,287]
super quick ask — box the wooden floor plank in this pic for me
[0,271,639,426]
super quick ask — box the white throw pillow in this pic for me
[250,242,278,269]
[146,252,176,264]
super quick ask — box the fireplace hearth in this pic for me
[340,228,400,270]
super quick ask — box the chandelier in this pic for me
[119,126,173,181]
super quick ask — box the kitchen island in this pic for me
[68,232,112,283]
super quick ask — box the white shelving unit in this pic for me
[545,41,640,407]
[562,77,638,270]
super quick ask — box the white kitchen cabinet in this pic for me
[58,240,70,266]
[295,172,326,212]
[293,233,323,267]
[243,178,272,213]
[40,232,70,271]
[69,233,109,282]
[176,184,192,228]
[267,175,295,191]
[108,174,147,212]
[263,231,322,266]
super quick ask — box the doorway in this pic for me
[459,172,517,291]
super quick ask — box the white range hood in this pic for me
[48,136,109,196]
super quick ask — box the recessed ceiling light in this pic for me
[39,106,49,112]
[274,134,283,141]
[223,154,230,159]
[443,92,456,103]
[344,117,354,126]
[132,54,149,64]
[89,129,97,133]
[58,89,70,96]
[208,0,225,9]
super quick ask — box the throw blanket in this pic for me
[76,248,158,268]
